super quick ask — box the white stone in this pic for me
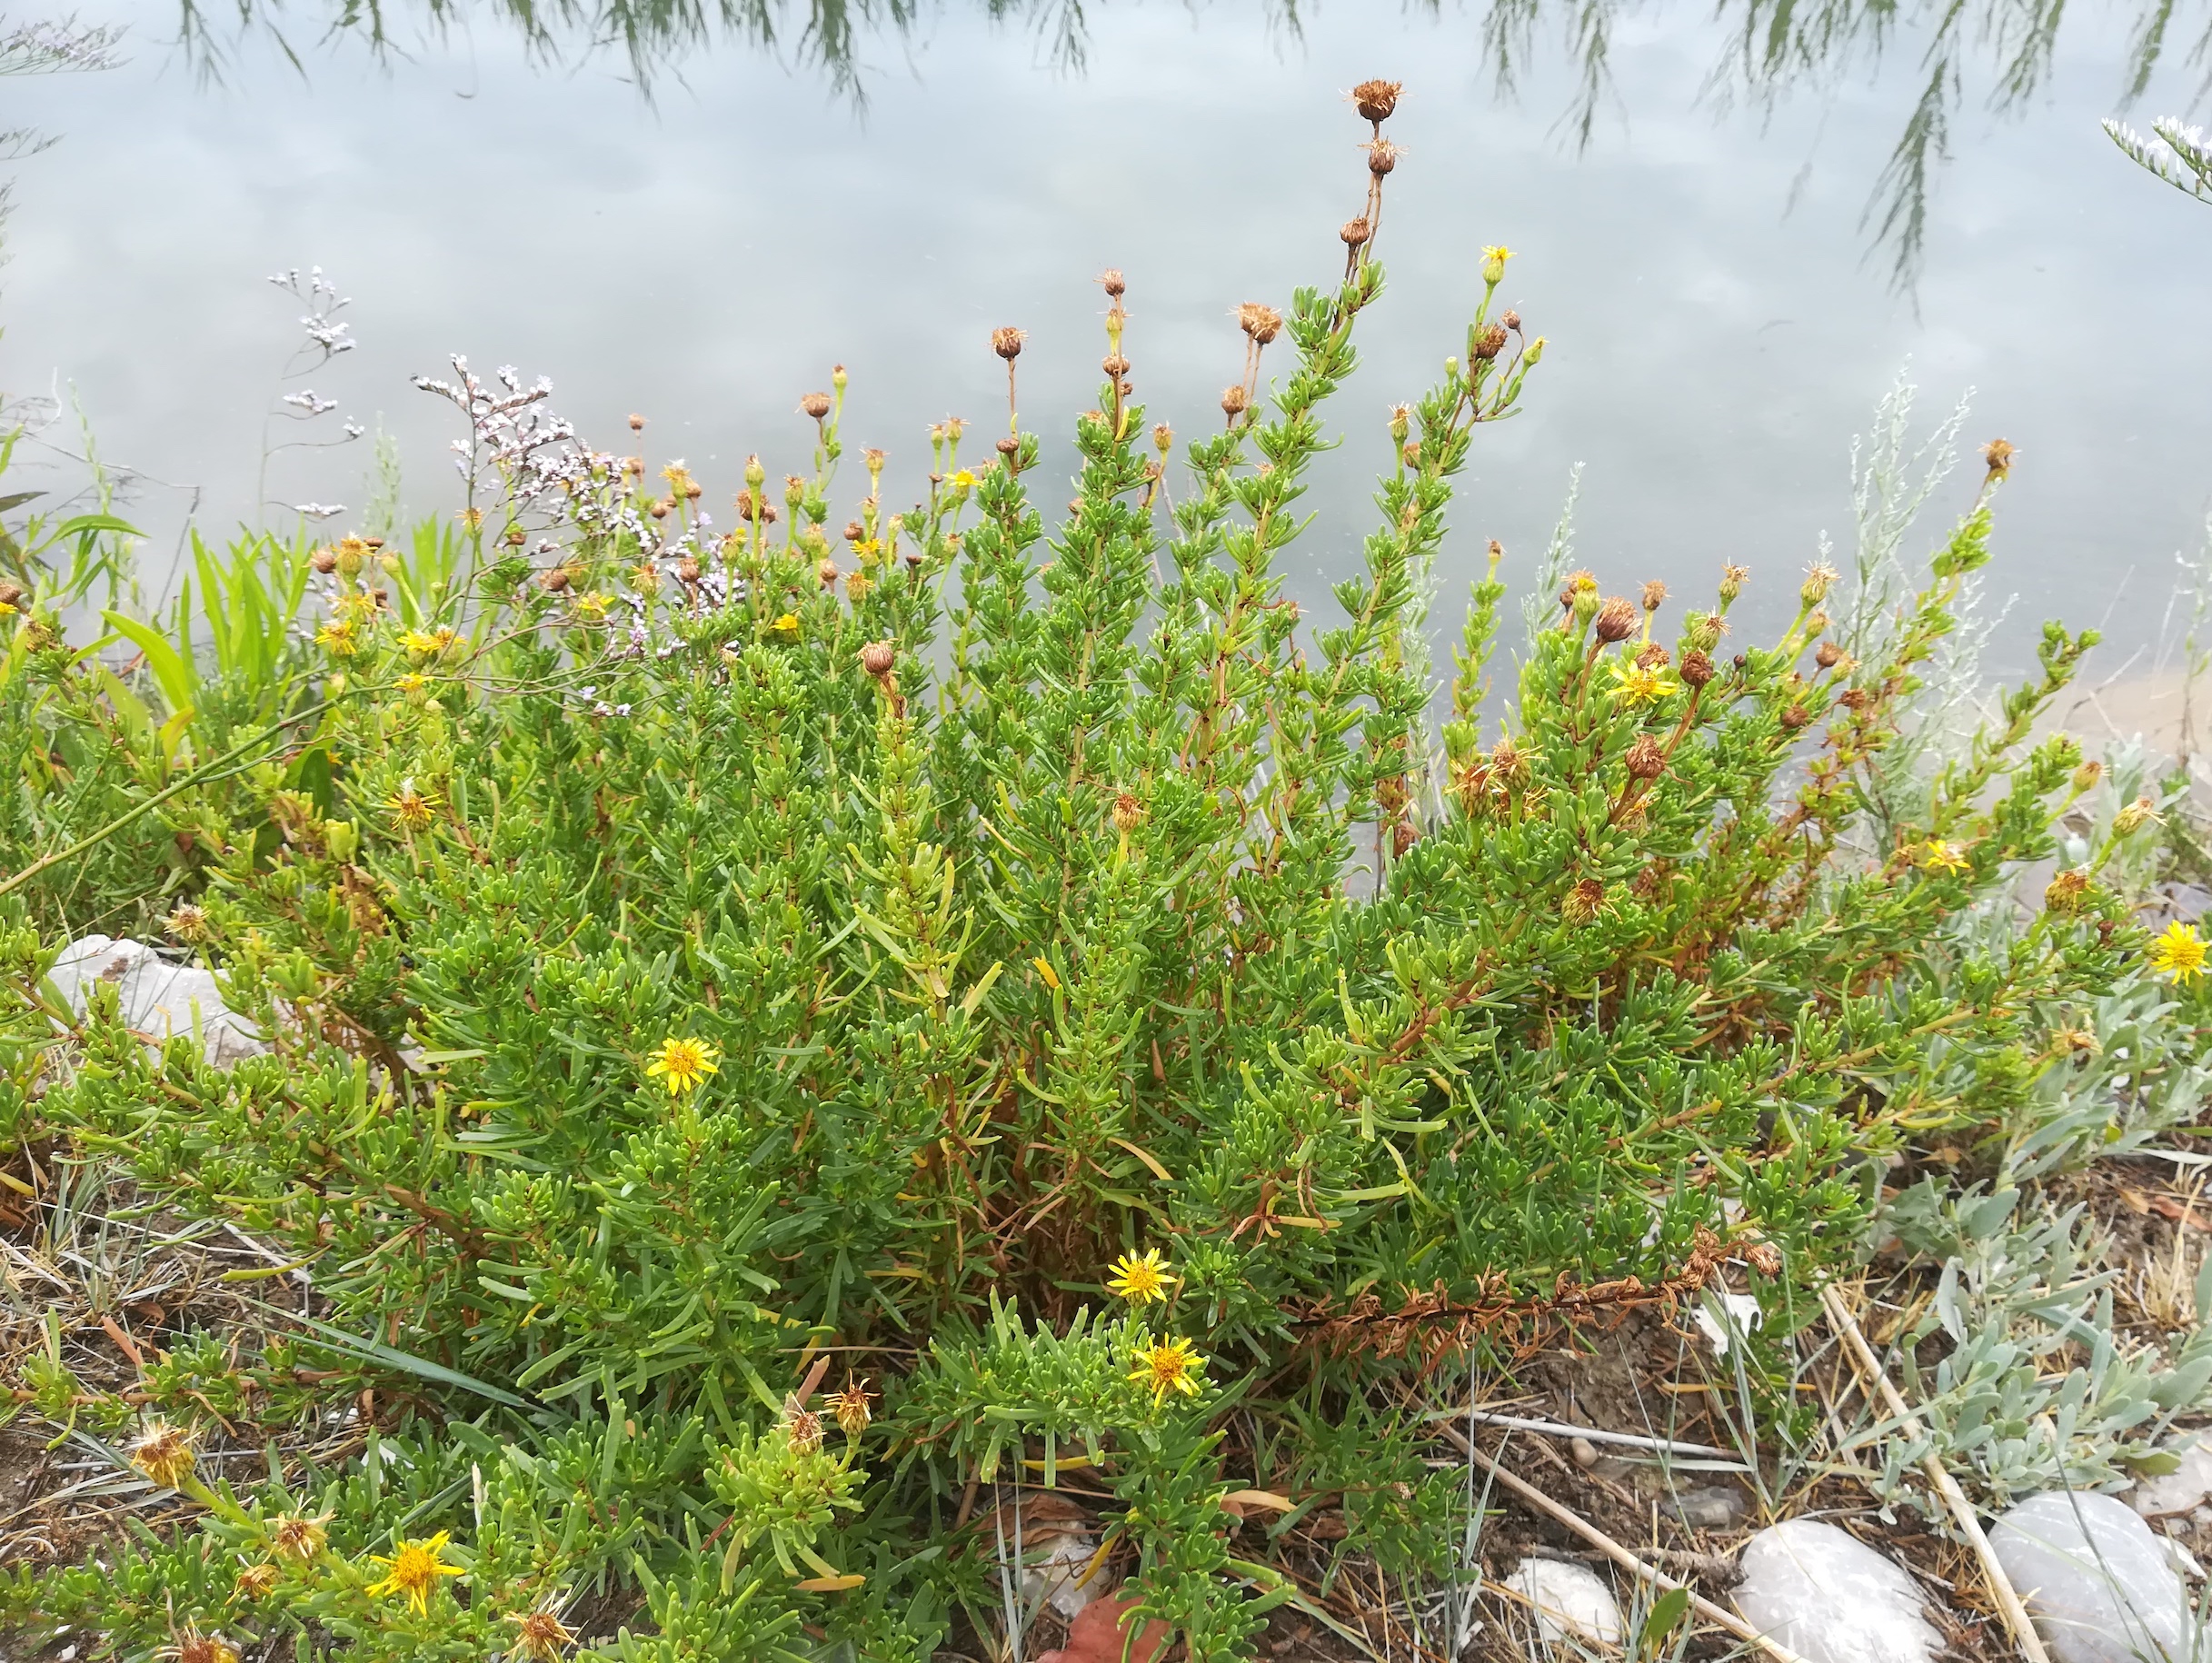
[1502,1558,1624,1647]
[1991,1491,2192,1663]
[45,936,266,1066]
[2133,1436,2212,1520]
[1732,1519,1943,1663]
[1021,1530,1100,1623]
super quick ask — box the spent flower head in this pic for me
[1918,839,1971,877]
[129,1417,198,1490]
[505,1608,580,1662]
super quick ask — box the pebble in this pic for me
[1990,1491,2190,1663]
[1569,1437,1599,1469]
[46,936,266,1066]
[1731,1519,1943,1663]
[2132,1434,2212,1519]
[1665,1486,1747,1530]
[1503,1558,1624,1647]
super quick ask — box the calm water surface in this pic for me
[5,1,2209,677]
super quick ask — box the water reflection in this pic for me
[174,0,2212,286]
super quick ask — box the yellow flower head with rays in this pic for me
[386,779,443,832]
[2148,921,2207,985]
[1129,1335,1206,1405]
[1105,1248,1179,1306]
[1606,658,1679,709]
[645,1035,719,1095]
[314,620,360,658]
[1918,839,1970,876]
[772,612,802,635]
[364,1529,464,1616]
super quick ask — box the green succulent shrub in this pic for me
[0,86,2174,1663]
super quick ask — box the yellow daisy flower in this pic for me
[386,779,443,832]
[1606,658,1679,708]
[1918,839,1970,876]
[2148,921,2207,985]
[772,612,802,635]
[1105,1248,1179,1305]
[1129,1336,1206,1405]
[364,1529,464,1616]
[645,1035,720,1095]
[314,619,360,658]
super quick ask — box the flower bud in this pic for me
[1480,244,1512,285]
[1389,404,1410,443]
[744,454,765,488]
[1524,335,1546,364]
[1641,579,1668,613]
[1719,563,1749,602]
[832,363,847,392]
[1571,583,1600,623]
[1800,563,1838,608]
[1153,423,1174,454]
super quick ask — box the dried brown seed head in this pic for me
[310,549,339,574]
[1102,354,1131,376]
[676,556,701,583]
[1221,384,1251,418]
[1392,820,1420,858]
[1634,642,1670,672]
[1111,792,1146,835]
[540,567,572,593]
[995,435,1021,457]
[628,413,645,432]
[1340,216,1372,248]
[1679,649,1716,688]
[1501,308,1522,331]
[1641,579,1669,612]
[1237,303,1284,345]
[818,558,840,586]
[991,326,1026,361]
[1364,139,1400,176]
[1800,563,1838,607]
[1779,702,1811,731]
[844,521,864,543]
[1625,735,1666,780]
[1470,323,1508,361]
[1982,437,2017,479]
[801,392,832,421]
[1350,79,1401,124]
[650,501,670,520]
[1098,268,1127,297]
[505,1609,580,1663]
[1815,642,1843,669]
[1153,422,1174,453]
[1594,596,1639,642]
[861,640,897,677]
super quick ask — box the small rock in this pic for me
[2133,1435,2212,1519]
[45,936,266,1066]
[1732,1519,1943,1663]
[1991,1491,2190,1663]
[1665,1486,1747,1530]
[1569,1436,1599,1469]
[1503,1558,1624,1647]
